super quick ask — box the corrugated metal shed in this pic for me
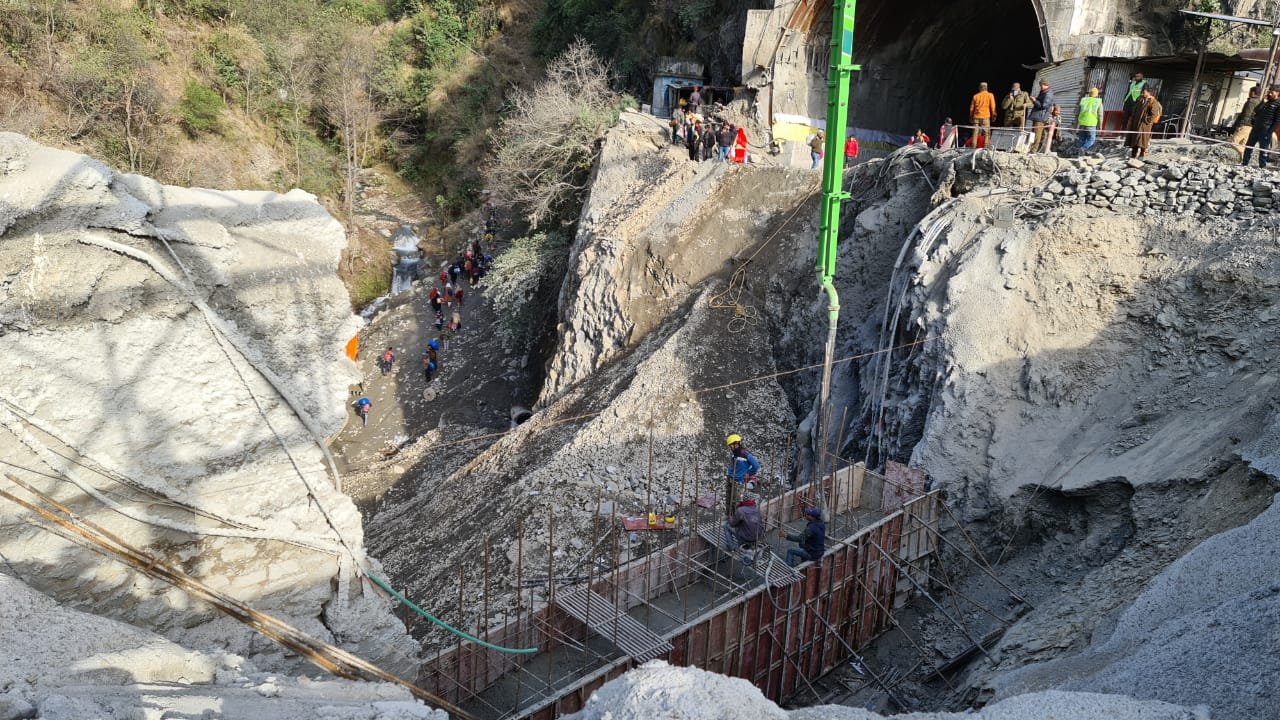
[1035,57,1089,129]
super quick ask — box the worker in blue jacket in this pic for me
[725,434,760,483]
[783,507,827,567]
[724,433,761,515]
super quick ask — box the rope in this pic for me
[707,181,821,333]
[200,338,937,499]
[365,573,538,655]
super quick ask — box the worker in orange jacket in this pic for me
[970,81,997,148]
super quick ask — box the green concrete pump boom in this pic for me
[815,0,859,480]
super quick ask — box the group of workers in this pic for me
[720,434,826,568]
[956,75,1164,158]
[1234,85,1280,169]
[671,109,745,163]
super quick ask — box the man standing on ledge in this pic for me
[724,434,760,515]
[970,82,997,148]
[1122,72,1147,127]
[1232,86,1261,161]
[1001,82,1032,129]
[1029,80,1056,152]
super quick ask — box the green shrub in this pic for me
[333,0,389,24]
[178,80,224,135]
[486,231,572,352]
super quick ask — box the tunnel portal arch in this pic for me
[846,0,1051,136]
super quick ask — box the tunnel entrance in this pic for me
[850,0,1047,136]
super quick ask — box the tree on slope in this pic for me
[486,39,621,227]
[322,29,380,221]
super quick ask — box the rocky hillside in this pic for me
[0,133,415,683]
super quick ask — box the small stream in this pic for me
[389,224,423,295]
[360,223,426,320]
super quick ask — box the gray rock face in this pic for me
[989,493,1280,720]
[0,133,414,672]
[539,112,815,405]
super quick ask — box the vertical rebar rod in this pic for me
[767,446,776,499]
[514,518,524,714]
[546,509,556,692]
[679,459,689,623]
[646,426,654,510]
[456,565,465,697]
[611,498,621,650]
[586,490,600,648]
[645,502,653,627]
[482,540,491,690]
[783,432,793,490]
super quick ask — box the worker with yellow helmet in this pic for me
[726,435,760,479]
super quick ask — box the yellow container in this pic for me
[647,511,657,525]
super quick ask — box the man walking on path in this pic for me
[422,351,437,383]
[353,396,372,427]
[782,507,826,567]
[1029,80,1056,152]
[1077,88,1103,152]
[1232,86,1262,161]
[809,129,825,169]
[379,346,395,375]
[970,82,997,147]
[1243,88,1280,168]
[1000,82,1031,128]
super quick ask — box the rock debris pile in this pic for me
[1039,155,1278,216]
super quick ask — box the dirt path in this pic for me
[330,269,537,481]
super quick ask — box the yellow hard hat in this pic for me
[726,434,742,446]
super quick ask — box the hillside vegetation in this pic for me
[0,0,533,224]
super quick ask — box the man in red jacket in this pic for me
[843,134,859,163]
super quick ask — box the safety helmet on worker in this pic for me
[804,507,822,519]
[725,434,742,446]
[428,339,439,350]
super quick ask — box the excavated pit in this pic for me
[347,119,1280,719]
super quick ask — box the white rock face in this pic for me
[561,662,1204,720]
[1,571,446,720]
[0,133,414,673]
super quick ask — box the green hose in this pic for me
[367,573,539,655]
